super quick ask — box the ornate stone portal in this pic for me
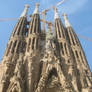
[0,3,92,92]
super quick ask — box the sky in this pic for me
[0,0,92,70]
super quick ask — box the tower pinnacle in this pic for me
[54,7,60,19]
[0,4,92,92]
[63,13,71,27]
[20,4,29,17]
[33,3,39,14]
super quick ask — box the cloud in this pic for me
[39,0,88,14]
[59,0,88,14]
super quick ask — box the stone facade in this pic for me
[0,3,92,92]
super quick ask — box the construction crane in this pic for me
[0,0,92,43]
[77,34,92,42]
[41,10,47,33]
[40,0,67,34]
[39,20,92,42]
[39,0,67,14]
[0,18,18,22]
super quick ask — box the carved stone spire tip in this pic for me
[63,13,71,28]
[25,4,30,8]
[20,4,29,18]
[62,13,67,17]
[54,7,60,19]
[33,3,39,14]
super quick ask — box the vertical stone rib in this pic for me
[0,3,92,92]
[55,20,60,39]
[25,3,41,92]
[5,41,12,56]
[35,65,50,92]
[63,13,92,90]
[27,58,33,92]
[55,64,75,92]
[33,15,36,33]
[0,5,28,92]
[54,9,80,91]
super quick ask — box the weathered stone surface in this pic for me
[0,4,92,92]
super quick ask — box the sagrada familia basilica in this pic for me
[0,3,92,92]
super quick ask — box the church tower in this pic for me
[0,3,92,92]
[24,3,41,92]
[0,4,29,92]
[63,13,92,91]
[54,7,80,92]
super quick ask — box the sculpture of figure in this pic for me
[46,28,56,52]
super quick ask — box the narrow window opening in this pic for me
[30,18,34,34]
[75,51,79,58]
[60,21,65,38]
[22,42,26,52]
[62,29,65,38]
[64,43,68,55]
[32,38,35,50]
[60,43,64,55]
[11,41,17,53]
[69,31,75,45]
[57,22,61,38]
[38,16,40,33]
[16,41,21,53]
[80,51,85,65]
[36,38,39,49]
[68,60,70,63]
[27,38,31,52]
[34,18,37,33]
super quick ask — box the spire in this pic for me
[54,7,60,19]
[33,3,39,14]
[63,13,71,27]
[46,23,55,42]
[48,22,53,32]
[20,4,29,17]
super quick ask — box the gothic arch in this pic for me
[45,68,64,92]
[7,78,24,92]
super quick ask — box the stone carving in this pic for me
[0,3,92,92]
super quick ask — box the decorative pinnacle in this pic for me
[20,4,29,17]
[63,13,71,27]
[54,7,60,19]
[33,3,39,14]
